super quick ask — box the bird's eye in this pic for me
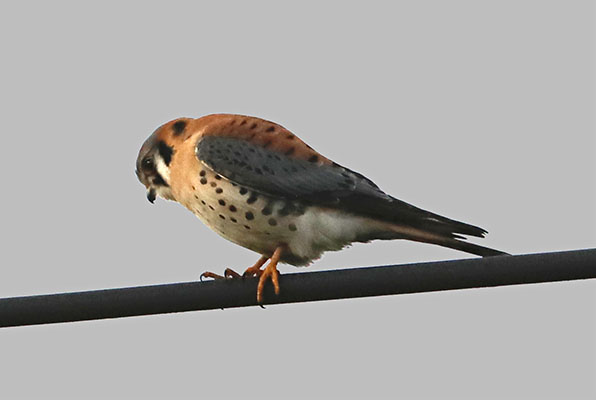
[142,157,154,171]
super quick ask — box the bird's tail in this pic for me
[385,223,509,257]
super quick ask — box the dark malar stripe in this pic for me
[157,140,174,166]
[152,174,169,187]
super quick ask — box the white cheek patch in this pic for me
[155,157,171,184]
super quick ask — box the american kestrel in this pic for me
[136,114,507,302]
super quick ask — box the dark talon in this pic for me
[224,268,242,279]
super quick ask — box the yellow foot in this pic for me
[256,247,284,303]
[200,268,241,281]
[200,247,285,303]
[200,271,224,280]
[242,256,268,278]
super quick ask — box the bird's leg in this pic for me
[256,247,284,303]
[242,255,269,278]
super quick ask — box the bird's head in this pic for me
[135,122,183,203]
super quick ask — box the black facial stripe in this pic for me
[152,174,169,187]
[157,140,174,166]
[172,120,187,135]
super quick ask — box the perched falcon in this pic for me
[136,114,507,302]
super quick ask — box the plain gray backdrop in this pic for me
[0,1,594,399]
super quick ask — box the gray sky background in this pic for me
[0,1,594,399]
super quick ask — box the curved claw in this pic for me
[224,268,242,279]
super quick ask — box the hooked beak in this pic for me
[147,188,156,203]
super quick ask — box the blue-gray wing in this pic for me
[196,135,490,239]
[196,135,390,203]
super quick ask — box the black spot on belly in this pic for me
[215,175,222,180]
[288,223,297,231]
[239,187,248,195]
[229,205,237,212]
[230,217,237,223]
[268,218,277,226]
[245,211,254,220]
[219,214,226,220]
[200,178,207,185]
[244,225,251,230]
[210,182,217,187]
[261,206,272,215]
[218,199,226,206]
[215,188,223,194]
[200,170,206,176]
[172,120,187,135]
[247,193,258,204]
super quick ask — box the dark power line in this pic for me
[1,248,595,328]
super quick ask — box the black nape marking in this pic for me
[308,155,319,163]
[266,126,275,132]
[285,147,295,156]
[157,141,174,166]
[172,120,187,135]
